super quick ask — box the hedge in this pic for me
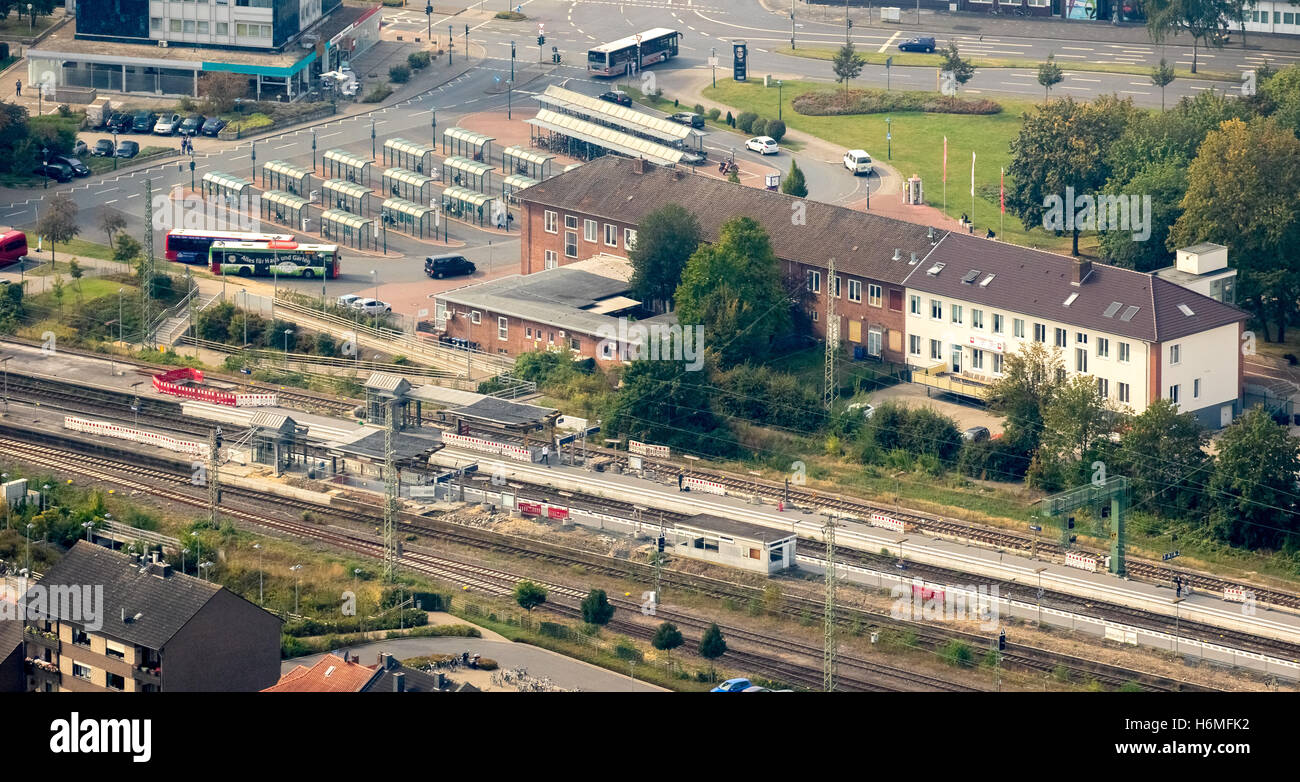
[793,89,1003,116]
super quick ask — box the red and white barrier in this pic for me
[152,367,277,407]
[516,499,570,520]
[64,415,209,458]
[868,513,906,533]
[443,432,534,463]
[683,476,727,496]
[1224,587,1247,603]
[629,440,670,459]
[1064,551,1099,573]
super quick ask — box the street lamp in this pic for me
[354,567,363,633]
[253,543,263,604]
[291,564,303,613]
[1034,567,1046,628]
[711,46,717,89]
[283,328,294,364]
[312,128,317,172]
[1172,597,1184,654]
[112,131,118,170]
[25,522,33,573]
[191,531,201,570]
[371,117,376,160]
[425,2,432,43]
[130,381,142,425]
[117,288,125,346]
[251,140,256,180]
[82,521,94,542]
[886,116,892,160]
[510,40,516,81]
[41,146,48,189]
[181,547,189,575]
[449,25,454,66]
[26,4,31,34]
[431,109,437,147]
[777,80,783,121]
[41,484,50,512]
[199,561,213,582]
[0,356,10,416]
[507,78,513,120]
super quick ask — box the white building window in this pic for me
[544,210,557,233]
[930,299,942,320]
[929,339,942,360]
[151,17,163,30]
[1169,384,1180,404]
[992,313,1003,334]
[909,294,921,315]
[831,275,841,298]
[564,231,577,258]
[1169,344,1181,365]
[1097,377,1109,398]
[971,309,984,330]
[807,270,820,293]
[183,19,196,33]
[604,223,617,246]
[544,250,557,270]
[1118,382,1130,403]
[1014,318,1025,339]
[868,283,882,307]
[470,310,481,325]
[216,22,228,35]
[197,21,209,33]
[171,19,182,32]
[847,279,862,303]
[1194,378,1200,399]
[1055,328,1067,348]
[1033,323,1046,343]
[498,317,508,341]
[971,349,984,370]
[624,228,637,249]
[584,219,597,242]
[564,214,578,230]
[1096,337,1109,358]
[992,353,1003,374]
[1076,348,1088,373]
[909,335,921,355]
[951,304,963,325]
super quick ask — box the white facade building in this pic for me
[903,233,1247,428]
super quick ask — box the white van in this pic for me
[843,149,874,175]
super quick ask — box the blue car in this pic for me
[710,677,752,692]
[898,36,936,53]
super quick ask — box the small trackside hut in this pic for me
[672,514,795,575]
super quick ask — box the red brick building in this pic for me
[514,156,940,363]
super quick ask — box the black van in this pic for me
[425,254,476,279]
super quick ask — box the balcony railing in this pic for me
[911,361,992,401]
[23,626,60,651]
[132,665,161,685]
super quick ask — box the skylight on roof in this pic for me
[926,262,946,276]
[979,274,996,287]
[1102,301,1123,318]
[1063,293,1078,307]
[1177,303,1195,316]
[1120,305,1140,322]
[962,269,981,284]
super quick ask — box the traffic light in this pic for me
[538,34,545,46]
[998,630,1006,651]
[1067,516,1075,529]
[657,536,665,553]
[847,19,853,29]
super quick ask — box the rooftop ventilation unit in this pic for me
[927,226,936,243]
[892,248,902,261]
[926,262,945,276]
[979,274,995,287]
[1063,292,1078,307]
[961,270,981,284]
[910,251,918,264]
[1102,301,1123,318]
[1120,305,1140,322]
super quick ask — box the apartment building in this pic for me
[20,541,282,692]
[903,232,1247,427]
[514,156,939,364]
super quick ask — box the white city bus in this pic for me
[587,28,680,77]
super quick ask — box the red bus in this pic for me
[0,231,28,269]
[164,229,295,264]
[587,28,680,77]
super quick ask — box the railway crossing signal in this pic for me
[998,630,1006,651]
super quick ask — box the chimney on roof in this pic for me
[892,248,901,261]
[910,251,917,264]
[378,652,391,669]
[1071,258,1093,286]
[148,560,172,579]
[632,157,645,175]
[393,672,406,692]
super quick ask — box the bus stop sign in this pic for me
[732,40,748,82]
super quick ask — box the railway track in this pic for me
[0,430,1214,691]
[1,436,984,692]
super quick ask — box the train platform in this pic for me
[431,448,1300,663]
[0,339,187,402]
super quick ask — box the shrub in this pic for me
[725,110,733,126]
[613,637,643,662]
[792,88,1002,116]
[363,84,393,103]
[692,103,705,114]
[476,657,498,671]
[389,64,411,83]
[941,640,974,667]
[707,108,721,120]
[751,117,768,137]
[765,119,786,142]
[408,51,431,70]
[736,111,758,132]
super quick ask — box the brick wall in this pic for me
[520,201,636,274]
[788,260,908,363]
[437,299,621,368]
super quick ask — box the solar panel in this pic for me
[1102,301,1123,318]
[962,269,981,284]
[1120,305,1140,322]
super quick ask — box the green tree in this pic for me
[1096,159,1187,272]
[727,166,740,184]
[35,193,79,264]
[1169,117,1300,341]
[580,588,615,625]
[1207,406,1300,550]
[939,43,976,93]
[627,203,702,312]
[674,216,791,368]
[1037,54,1064,101]
[983,342,1066,478]
[199,72,248,114]
[513,580,547,613]
[1036,374,1120,488]
[1150,58,1176,111]
[697,622,727,677]
[1259,65,1300,134]
[99,212,127,247]
[1145,0,1243,74]
[831,42,865,100]
[113,233,142,264]
[50,273,64,322]
[1005,95,1136,255]
[781,159,808,198]
[651,621,684,659]
[1118,398,1209,515]
[606,358,733,456]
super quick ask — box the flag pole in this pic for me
[942,136,947,217]
[970,151,975,232]
[1000,167,1005,238]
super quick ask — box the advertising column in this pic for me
[732,40,748,82]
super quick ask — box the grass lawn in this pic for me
[49,238,118,262]
[703,78,1087,251]
[783,46,1237,83]
[622,85,807,152]
[0,13,58,37]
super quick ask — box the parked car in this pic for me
[669,112,705,128]
[132,111,159,133]
[352,298,392,315]
[178,114,206,136]
[115,140,140,159]
[154,113,182,135]
[741,686,773,692]
[962,426,991,442]
[72,139,89,157]
[599,89,632,107]
[34,162,73,183]
[106,112,133,133]
[425,254,476,279]
[92,138,116,157]
[52,155,90,177]
[336,293,363,308]
[898,36,936,53]
[848,401,875,419]
[200,117,228,137]
[843,149,874,175]
[710,678,753,692]
[745,136,779,155]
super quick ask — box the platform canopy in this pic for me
[526,109,684,166]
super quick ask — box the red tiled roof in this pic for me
[262,654,379,693]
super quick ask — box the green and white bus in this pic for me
[209,240,342,279]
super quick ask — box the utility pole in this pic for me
[185,268,197,357]
[791,0,796,49]
[383,401,398,582]
[654,512,665,609]
[823,513,837,692]
[140,179,156,348]
[208,429,221,529]
[823,257,838,410]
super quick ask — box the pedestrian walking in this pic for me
[541,445,550,467]
[677,473,683,492]
[14,80,20,96]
